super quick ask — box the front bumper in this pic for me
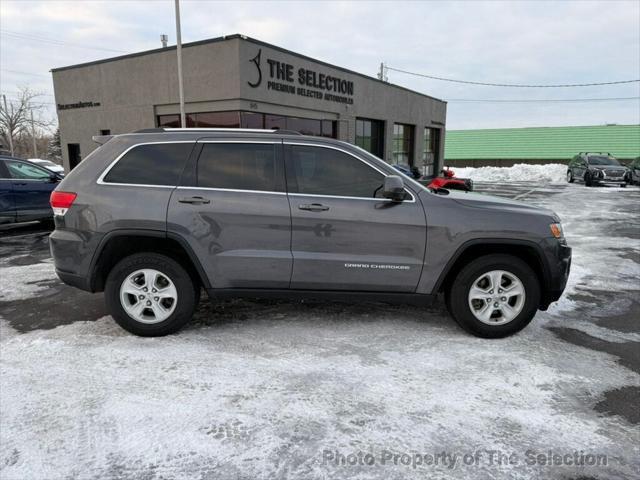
[539,239,572,309]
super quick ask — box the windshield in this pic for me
[588,156,620,166]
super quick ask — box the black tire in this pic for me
[584,173,593,187]
[446,254,541,338]
[39,218,55,229]
[105,253,199,336]
[567,170,574,183]
[620,183,627,188]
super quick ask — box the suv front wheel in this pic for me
[105,253,200,336]
[446,254,541,338]
[567,170,574,183]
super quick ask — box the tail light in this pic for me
[50,191,77,216]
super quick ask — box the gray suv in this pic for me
[50,129,571,338]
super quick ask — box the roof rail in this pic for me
[92,134,114,144]
[272,129,303,135]
[163,128,277,133]
[133,128,165,133]
[132,127,307,135]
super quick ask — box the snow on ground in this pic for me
[1,312,638,479]
[453,163,567,183]
[1,183,639,479]
[0,261,57,302]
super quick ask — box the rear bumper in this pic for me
[55,269,92,292]
[49,228,98,292]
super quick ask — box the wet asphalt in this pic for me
[1,182,639,427]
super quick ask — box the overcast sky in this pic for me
[1,0,639,130]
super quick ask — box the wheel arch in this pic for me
[89,229,211,292]
[434,239,550,303]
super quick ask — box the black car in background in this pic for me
[567,152,629,187]
[0,155,62,225]
[627,157,640,185]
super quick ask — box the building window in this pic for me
[156,113,198,127]
[392,123,414,165]
[193,111,240,128]
[157,111,337,138]
[241,112,264,129]
[99,129,111,136]
[355,118,384,159]
[321,120,335,138]
[422,127,440,176]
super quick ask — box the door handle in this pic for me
[299,203,329,212]
[178,196,210,205]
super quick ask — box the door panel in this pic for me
[285,144,427,292]
[0,179,16,224]
[167,140,292,289]
[4,160,56,220]
[288,194,427,291]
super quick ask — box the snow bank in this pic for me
[452,163,567,183]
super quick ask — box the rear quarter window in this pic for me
[103,143,194,186]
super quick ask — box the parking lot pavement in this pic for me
[1,183,639,479]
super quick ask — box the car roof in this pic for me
[119,128,330,140]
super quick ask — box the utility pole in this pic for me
[2,94,15,156]
[377,62,387,82]
[30,109,38,158]
[174,0,186,128]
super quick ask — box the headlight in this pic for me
[550,223,564,239]
[591,169,602,177]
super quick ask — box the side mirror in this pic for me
[382,175,406,202]
[48,173,60,183]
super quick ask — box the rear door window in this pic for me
[195,143,283,192]
[103,143,194,186]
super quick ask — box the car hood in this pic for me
[443,190,558,220]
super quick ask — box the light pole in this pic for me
[2,94,15,156]
[30,109,38,157]
[174,0,186,128]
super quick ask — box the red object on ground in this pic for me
[427,167,474,191]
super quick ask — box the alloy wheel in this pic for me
[119,269,178,324]
[467,270,526,325]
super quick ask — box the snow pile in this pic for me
[452,163,567,183]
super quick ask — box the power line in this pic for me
[448,96,640,103]
[1,68,49,77]
[386,66,640,88]
[0,29,127,53]
[1,90,54,97]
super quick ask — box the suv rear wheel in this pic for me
[446,254,541,338]
[105,253,199,336]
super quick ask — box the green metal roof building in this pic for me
[444,124,640,167]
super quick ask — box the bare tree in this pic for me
[0,86,54,157]
[47,128,62,164]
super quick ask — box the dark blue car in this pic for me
[0,155,63,225]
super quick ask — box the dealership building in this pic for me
[51,34,447,174]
